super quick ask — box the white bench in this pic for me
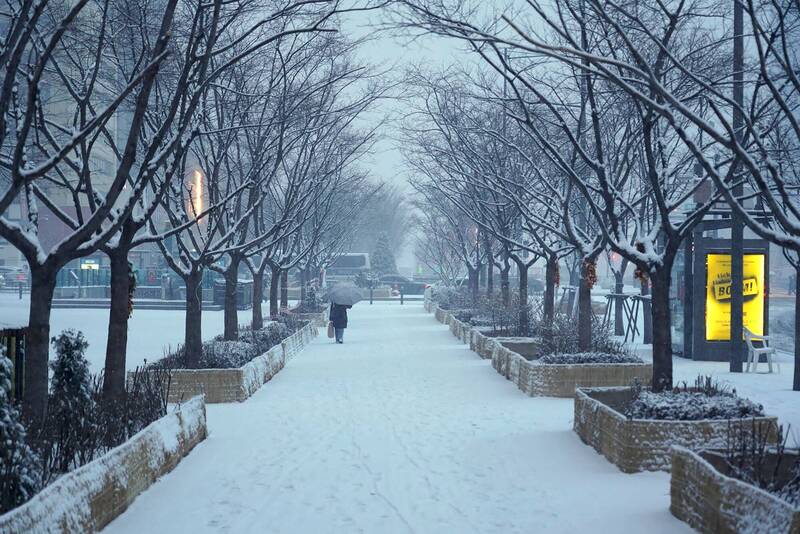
[743,327,779,373]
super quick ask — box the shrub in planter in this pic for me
[537,313,626,356]
[0,350,41,514]
[671,424,800,533]
[432,286,471,311]
[538,352,643,365]
[200,340,259,369]
[573,378,778,473]
[625,377,764,421]
[3,331,171,515]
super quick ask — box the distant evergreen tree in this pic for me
[0,348,41,513]
[371,232,397,275]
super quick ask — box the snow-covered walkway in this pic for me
[103,302,688,534]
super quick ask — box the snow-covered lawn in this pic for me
[102,302,688,534]
[0,293,266,372]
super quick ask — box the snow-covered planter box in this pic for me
[493,337,540,360]
[670,447,800,533]
[434,306,450,325]
[424,287,434,312]
[448,315,472,344]
[573,387,779,473]
[492,344,526,384]
[158,322,318,403]
[518,359,652,398]
[470,329,498,360]
[0,396,207,533]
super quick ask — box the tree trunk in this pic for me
[640,277,653,344]
[467,265,478,305]
[794,268,799,391]
[614,272,625,336]
[103,248,131,402]
[23,265,57,426]
[568,261,580,312]
[486,260,494,298]
[544,254,557,328]
[517,260,530,336]
[650,266,674,391]
[269,265,280,318]
[252,270,264,330]
[280,269,289,310]
[578,260,593,351]
[500,262,511,306]
[223,256,240,341]
[299,269,307,304]
[184,270,203,368]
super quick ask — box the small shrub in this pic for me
[625,376,765,421]
[156,316,302,370]
[538,352,643,365]
[43,330,96,477]
[200,340,258,368]
[724,422,800,507]
[537,313,627,355]
[0,349,41,514]
[8,330,172,513]
[432,286,471,310]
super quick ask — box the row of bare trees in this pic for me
[1,0,384,426]
[399,0,800,392]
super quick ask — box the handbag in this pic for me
[327,321,335,339]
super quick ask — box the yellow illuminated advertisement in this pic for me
[705,254,765,341]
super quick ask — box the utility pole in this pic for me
[730,0,744,372]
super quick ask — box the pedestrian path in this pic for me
[103,302,688,534]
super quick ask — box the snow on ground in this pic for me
[102,302,688,534]
[0,293,267,372]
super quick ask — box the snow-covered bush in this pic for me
[156,316,302,369]
[200,340,259,368]
[432,286,471,310]
[725,423,800,507]
[538,352,643,365]
[0,349,41,514]
[625,377,764,421]
[43,330,97,476]
[537,313,627,356]
[465,293,536,336]
[296,284,324,313]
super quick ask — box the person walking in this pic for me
[329,302,352,344]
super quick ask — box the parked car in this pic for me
[378,274,429,295]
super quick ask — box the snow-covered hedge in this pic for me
[200,340,259,368]
[626,389,764,421]
[159,321,319,403]
[625,378,764,421]
[0,396,207,533]
[538,352,643,365]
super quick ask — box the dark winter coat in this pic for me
[329,303,351,329]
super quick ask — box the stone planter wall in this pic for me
[670,447,800,534]
[494,337,540,360]
[424,287,434,312]
[158,322,318,404]
[573,387,779,473]
[448,315,472,345]
[435,306,450,325]
[0,396,207,533]
[470,329,498,360]
[519,361,653,398]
